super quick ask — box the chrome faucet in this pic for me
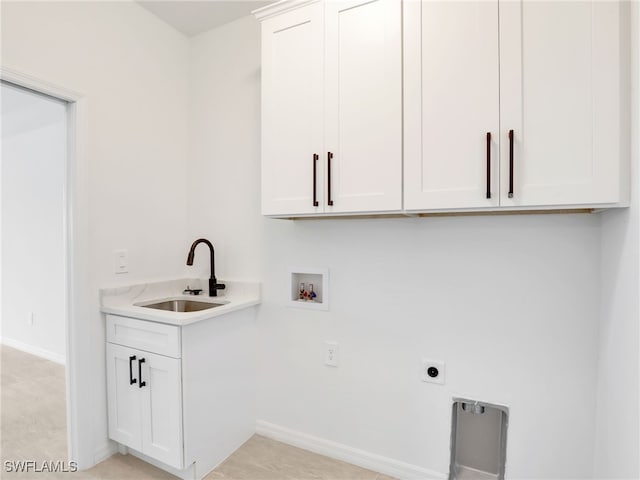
[186,238,226,297]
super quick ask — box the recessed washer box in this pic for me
[288,267,329,311]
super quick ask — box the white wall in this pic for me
[188,19,262,280]
[593,2,640,477]
[189,16,603,478]
[1,83,67,363]
[1,1,190,467]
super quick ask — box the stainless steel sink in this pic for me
[138,299,225,312]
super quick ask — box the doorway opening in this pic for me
[0,78,78,470]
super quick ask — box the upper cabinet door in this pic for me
[404,0,500,211]
[323,0,402,213]
[261,3,324,216]
[499,1,627,207]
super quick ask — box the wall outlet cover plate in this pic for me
[325,341,339,367]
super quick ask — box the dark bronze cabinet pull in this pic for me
[508,129,514,198]
[312,153,319,207]
[129,355,137,385]
[327,152,334,206]
[138,358,146,388]
[486,132,491,199]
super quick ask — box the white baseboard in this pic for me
[1,337,65,365]
[256,420,447,480]
[93,442,117,465]
[129,450,195,480]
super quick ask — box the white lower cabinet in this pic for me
[106,343,183,469]
[105,312,257,480]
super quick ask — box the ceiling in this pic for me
[137,1,271,37]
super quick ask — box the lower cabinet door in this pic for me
[139,351,184,469]
[106,343,143,451]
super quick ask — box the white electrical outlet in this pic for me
[421,358,445,385]
[114,249,128,274]
[324,341,339,367]
[28,312,34,326]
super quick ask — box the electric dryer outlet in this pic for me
[421,359,446,385]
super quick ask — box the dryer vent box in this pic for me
[449,398,509,480]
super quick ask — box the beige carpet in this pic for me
[1,344,68,477]
[1,346,394,480]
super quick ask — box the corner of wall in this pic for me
[593,1,640,477]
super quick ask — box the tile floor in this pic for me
[1,346,394,480]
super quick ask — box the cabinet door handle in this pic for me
[138,358,146,388]
[508,129,514,198]
[486,132,492,199]
[129,355,137,385]
[327,152,334,206]
[312,153,319,207]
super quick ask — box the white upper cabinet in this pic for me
[260,2,324,216]
[323,0,402,213]
[404,0,500,210]
[259,0,628,216]
[499,0,627,207]
[257,0,402,216]
[404,0,629,212]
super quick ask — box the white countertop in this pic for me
[100,278,261,326]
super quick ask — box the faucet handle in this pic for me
[183,286,203,295]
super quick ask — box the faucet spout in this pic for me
[186,238,225,297]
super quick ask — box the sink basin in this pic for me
[138,299,225,312]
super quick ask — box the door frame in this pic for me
[1,66,90,468]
